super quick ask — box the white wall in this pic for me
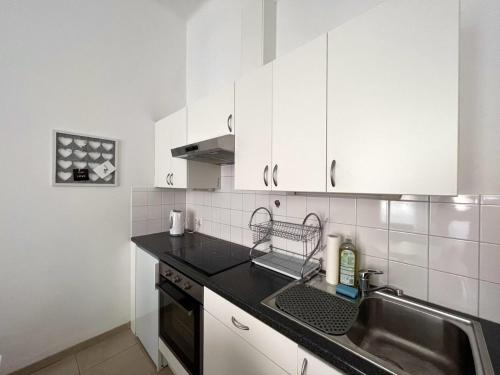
[276,0,383,56]
[186,0,243,102]
[0,1,186,373]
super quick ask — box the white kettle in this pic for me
[169,210,185,237]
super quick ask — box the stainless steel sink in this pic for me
[262,276,494,374]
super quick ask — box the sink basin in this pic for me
[262,276,494,374]
[346,297,475,374]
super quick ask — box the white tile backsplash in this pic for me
[286,195,307,218]
[480,243,500,284]
[356,198,388,229]
[356,227,389,259]
[479,281,500,324]
[429,236,479,278]
[131,181,500,324]
[480,205,500,244]
[242,193,256,212]
[430,202,479,241]
[306,195,330,223]
[388,261,428,300]
[330,197,356,225]
[389,201,428,234]
[389,231,428,267]
[429,270,479,316]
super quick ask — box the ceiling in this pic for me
[158,0,210,20]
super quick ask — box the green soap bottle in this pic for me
[339,239,358,287]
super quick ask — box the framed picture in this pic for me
[52,130,119,186]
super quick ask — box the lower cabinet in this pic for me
[135,246,160,369]
[298,347,344,375]
[204,310,289,375]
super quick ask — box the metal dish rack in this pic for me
[249,207,323,280]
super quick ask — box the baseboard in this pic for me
[8,322,131,375]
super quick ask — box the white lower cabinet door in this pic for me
[204,310,290,375]
[135,247,159,369]
[298,347,343,375]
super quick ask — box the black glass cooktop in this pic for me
[164,233,251,276]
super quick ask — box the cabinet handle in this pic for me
[300,358,308,375]
[263,165,269,187]
[166,174,171,186]
[231,316,249,331]
[272,164,278,187]
[170,173,174,186]
[330,160,336,187]
[227,114,233,133]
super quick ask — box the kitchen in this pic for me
[1,0,500,374]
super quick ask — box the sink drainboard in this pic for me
[275,284,358,335]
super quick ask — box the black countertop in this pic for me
[132,232,500,374]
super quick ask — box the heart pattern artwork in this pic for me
[54,131,117,185]
[58,148,72,158]
[57,160,72,169]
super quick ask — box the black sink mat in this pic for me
[275,284,358,335]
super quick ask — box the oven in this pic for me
[158,262,203,375]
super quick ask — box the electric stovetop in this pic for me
[161,232,251,276]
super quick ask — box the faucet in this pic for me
[358,269,404,298]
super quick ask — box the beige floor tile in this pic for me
[31,356,79,375]
[76,329,137,371]
[81,345,155,375]
[158,367,174,375]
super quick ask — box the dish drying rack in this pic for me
[249,207,323,280]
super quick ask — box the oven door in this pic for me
[158,279,202,375]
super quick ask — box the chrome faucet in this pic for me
[359,269,404,298]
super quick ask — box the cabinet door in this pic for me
[204,310,289,375]
[235,63,273,191]
[135,247,159,368]
[154,108,188,189]
[327,0,459,195]
[298,347,343,375]
[187,83,235,144]
[272,34,327,192]
[155,117,171,188]
[168,109,188,189]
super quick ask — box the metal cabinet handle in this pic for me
[272,164,278,187]
[170,173,174,186]
[166,173,171,186]
[300,358,308,375]
[330,160,336,187]
[263,165,269,187]
[231,316,249,331]
[227,114,233,133]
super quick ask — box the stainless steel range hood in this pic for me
[171,134,234,165]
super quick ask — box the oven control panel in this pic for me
[159,262,204,303]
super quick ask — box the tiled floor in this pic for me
[29,329,173,375]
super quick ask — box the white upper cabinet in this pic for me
[327,0,459,195]
[155,108,219,189]
[273,34,327,192]
[235,63,273,191]
[188,83,235,144]
[155,108,187,189]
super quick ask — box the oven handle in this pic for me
[157,281,197,316]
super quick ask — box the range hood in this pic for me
[171,134,234,165]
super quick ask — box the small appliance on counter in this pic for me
[169,209,185,236]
